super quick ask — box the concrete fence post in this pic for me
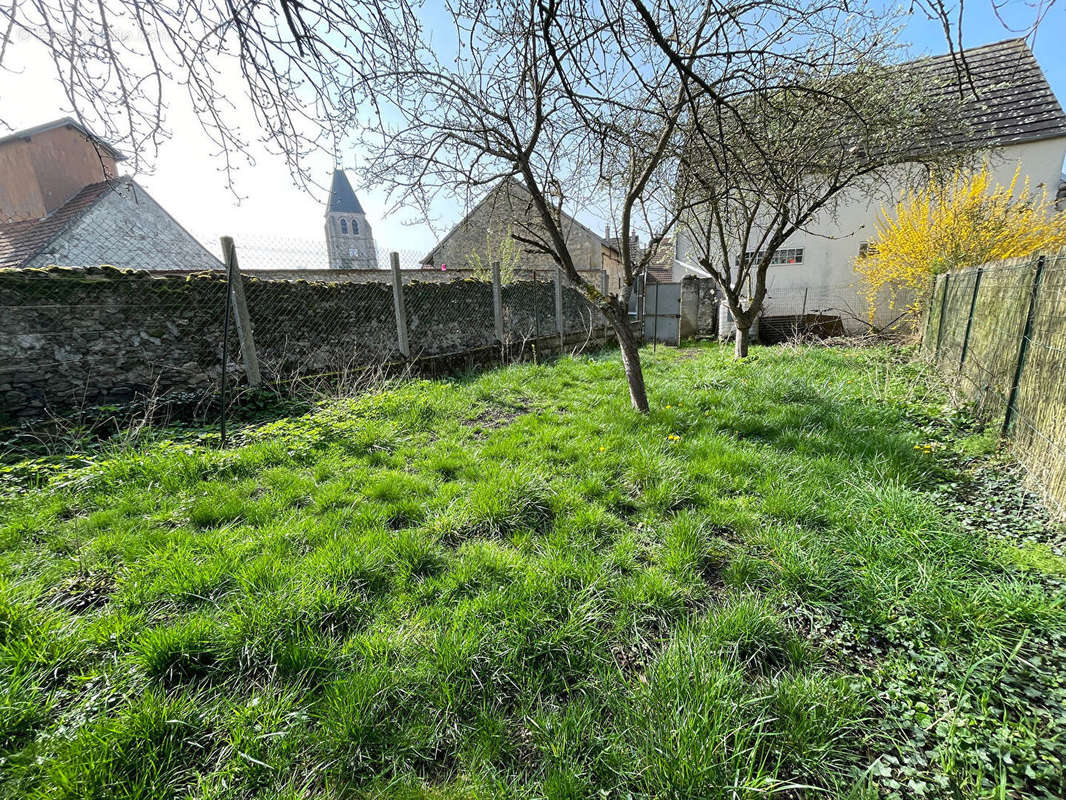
[554,267,564,351]
[532,271,540,362]
[601,269,609,347]
[492,261,504,345]
[390,252,410,359]
[220,236,261,387]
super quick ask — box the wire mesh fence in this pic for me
[923,248,1066,517]
[0,244,617,428]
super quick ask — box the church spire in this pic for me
[324,169,378,269]
[327,169,365,215]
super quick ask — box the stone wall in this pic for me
[0,266,614,420]
[681,277,721,337]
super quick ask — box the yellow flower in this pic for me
[665,405,671,409]
[599,446,606,452]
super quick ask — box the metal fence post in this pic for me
[1003,255,1046,437]
[958,267,983,372]
[220,236,261,387]
[639,277,647,345]
[390,252,410,359]
[491,261,504,356]
[933,273,951,361]
[554,267,564,352]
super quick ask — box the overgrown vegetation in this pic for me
[858,166,1066,317]
[1,343,1064,798]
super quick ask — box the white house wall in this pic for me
[675,136,1066,330]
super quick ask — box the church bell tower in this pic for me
[325,169,379,269]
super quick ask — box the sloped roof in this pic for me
[911,38,1066,148]
[0,117,125,161]
[0,180,115,269]
[646,236,675,283]
[421,177,609,265]
[327,169,366,214]
[604,234,641,259]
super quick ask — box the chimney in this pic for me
[0,118,121,223]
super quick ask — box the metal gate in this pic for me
[643,282,681,345]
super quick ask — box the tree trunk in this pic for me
[734,324,750,358]
[608,307,650,413]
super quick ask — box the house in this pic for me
[324,169,379,269]
[673,39,1066,325]
[0,118,220,271]
[420,178,609,275]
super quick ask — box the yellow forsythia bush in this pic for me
[857,166,1066,317]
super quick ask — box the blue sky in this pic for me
[1,2,1062,267]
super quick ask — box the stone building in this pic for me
[0,118,220,270]
[420,178,610,274]
[325,169,379,269]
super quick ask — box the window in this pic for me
[340,219,348,234]
[735,248,804,267]
[858,242,878,259]
[351,219,359,235]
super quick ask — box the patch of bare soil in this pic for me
[51,570,115,613]
[464,399,530,438]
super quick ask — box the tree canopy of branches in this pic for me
[1,0,418,184]
[357,0,970,402]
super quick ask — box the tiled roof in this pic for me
[646,236,674,282]
[327,169,365,214]
[0,180,115,269]
[604,234,642,258]
[911,38,1066,148]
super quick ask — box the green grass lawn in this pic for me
[2,343,1065,799]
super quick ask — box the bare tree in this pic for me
[668,38,970,356]
[359,0,956,405]
[355,1,712,412]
